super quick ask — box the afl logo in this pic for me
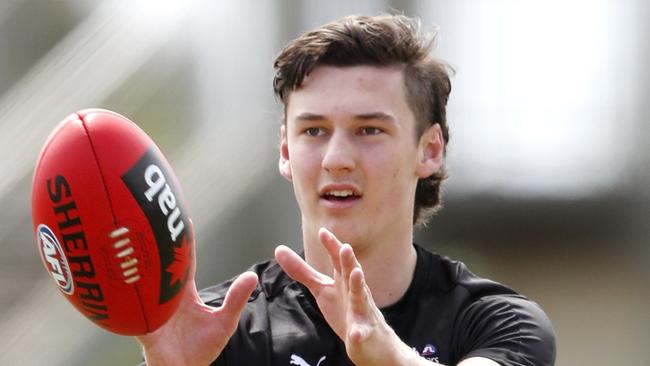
[37,224,74,295]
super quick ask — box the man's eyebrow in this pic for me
[295,112,325,122]
[354,112,396,123]
[294,112,396,123]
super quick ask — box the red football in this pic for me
[31,108,194,336]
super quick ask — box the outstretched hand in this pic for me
[275,228,417,365]
[136,272,258,366]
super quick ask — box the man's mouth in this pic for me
[320,189,361,202]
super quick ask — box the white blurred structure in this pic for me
[424,0,648,198]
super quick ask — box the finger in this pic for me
[217,271,258,321]
[349,267,365,299]
[339,243,360,284]
[275,245,334,295]
[182,278,204,305]
[186,218,197,282]
[349,267,376,317]
[319,228,343,274]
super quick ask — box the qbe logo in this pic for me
[37,224,74,295]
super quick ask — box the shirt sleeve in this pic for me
[452,294,556,366]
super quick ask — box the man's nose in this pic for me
[321,131,356,172]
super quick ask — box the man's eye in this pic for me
[305,127,323,136]
[360,127,382,135]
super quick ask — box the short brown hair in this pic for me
[273,14,452,225]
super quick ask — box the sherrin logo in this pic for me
[37,224,74,295]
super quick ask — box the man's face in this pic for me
[279,65,442,248]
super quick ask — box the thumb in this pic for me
[215,271,258,325]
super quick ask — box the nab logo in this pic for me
[143,164,185,242]
[37,224,74,295]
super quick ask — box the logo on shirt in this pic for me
[289,354,326,366]
[412,342,439,363]
[422,343,437,356]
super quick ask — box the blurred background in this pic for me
[0,0,648,364]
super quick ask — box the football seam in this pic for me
[76,112,151,332]
[77,112,118,226]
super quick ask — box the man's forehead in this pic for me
[299,64,404,89]
[286,65,409,120]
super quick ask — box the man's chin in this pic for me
[317,221,365,245]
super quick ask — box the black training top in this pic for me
[198,244,556,366]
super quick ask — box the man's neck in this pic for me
[303,226,418,308]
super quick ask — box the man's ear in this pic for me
[278,124,292,181]
[416,123,445,179]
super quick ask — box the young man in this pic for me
[138,14,556,366]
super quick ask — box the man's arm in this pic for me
[275,228,501,366]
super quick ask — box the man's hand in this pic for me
[136,272,258,366]
[274,228,418,366]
